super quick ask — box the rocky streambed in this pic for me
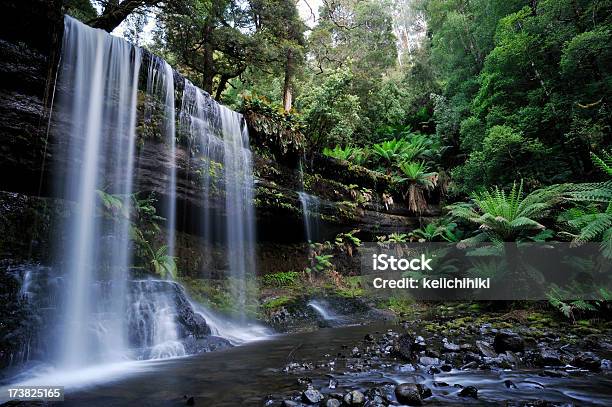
[6,306,608,407]
[271,307,612,407]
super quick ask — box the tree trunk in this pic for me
[214,75,229,101]
[201,19,215,94]
[282,49,293,112]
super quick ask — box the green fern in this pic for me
[322,145,369,165]
[559,202,612,258]
[591,150,612,176]
[447,180,561,242]
[150,245,177,279]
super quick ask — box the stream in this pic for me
[25,323,612,406]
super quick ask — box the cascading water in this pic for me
[55,16,142,368]
[307,300,340,322]
[298,192,321,243]
[128,281,186,359]
[3,16,266,387]
[179,80,257,319]
[145,57,177,263]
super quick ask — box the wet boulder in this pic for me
[419,356,439,366]
[535,348,563,367]
[325,398,341,407]
[413,336,426,352]
[458,385,478,398]
[302,389,323,404]
[393,334,414,361]
[493,331,524,353]
[442,338,461,352]
[572,352,601,371]
[182,336,232,354]
[394,383,421,405]
[343,390,365,406]
[475,340,497,358]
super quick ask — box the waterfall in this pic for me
[1,15,265,382]
[145,56,177,265]
[55,16,141,368]
[179,80,256,318]
[298,192,321,243]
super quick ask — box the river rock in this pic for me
[493,331,524,353]
[458,385,478,398]
[343,390,365,405]
[393,334,414,361]
[419,356,439,366]
[504,380,517,389]
[535,348,563,367]
[302,389,323,404]
[182,336,232,354]
[572,352,601,371]
[325,399,341,407]
[413,335,426,352]
[442,338,460,352]
[364,387,389,406]
[394,383,421,405]
[476,340,497,358]
[418,384,432,399]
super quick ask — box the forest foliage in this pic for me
[64,1,612,316]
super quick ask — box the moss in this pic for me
[336,201,359,221]
[181,277,259,318]
[335,276,365,298]
[383,297,416,316]
[262,295,292,310]
[244,109,305,163]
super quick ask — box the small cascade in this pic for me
[5,264,58,368]
[307,300,342,323]
[128,281,190,360]
[297,157,321,244]
[145,57,177,262]
[189,300,271,345]
[298,191,321,243]
[179,80,257,319]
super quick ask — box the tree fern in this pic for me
[591,150,612,176]
[447,180,560,242]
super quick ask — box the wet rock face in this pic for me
[0,1,63,196]
[127,280,211,344]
